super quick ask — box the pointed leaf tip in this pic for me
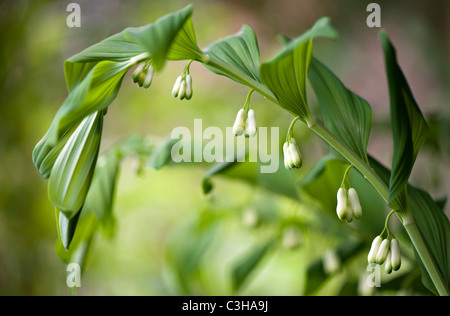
[380,31,430,209]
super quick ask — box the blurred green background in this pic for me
[0,0,449,295]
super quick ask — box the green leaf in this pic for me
[147,138,178,170]
[204,24,262,85]
[260,40,312,119]
[32,123,79,179]
[408,187,450,295]
[57,209,81,250]
[309,57,372,163]
[260,17,338,121]
[126,5,198,71]
[48,111,103,219]
[55,210,97,270]
[82,149,121,238]
[41,6,203,146]
[55,133,152,255]
[369,156,450,295]
[380,31,430,210]
[276,17,339,60]
[67,31,147,64]
[64,62,97,92]
[32,62,111,173]
[68,5,203,69]
[166,16,204,62]
[231,237,276,292]
[46,60,130,144]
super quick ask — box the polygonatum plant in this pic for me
[32,5,449,295]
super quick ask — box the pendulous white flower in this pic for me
[245,109,257,137]
[132,62,155,89]
[385,251,393,274]
[390,238,401,271]
[348,188,362,219]
[283,138,302,171]
[283,142,292,170]
[185,74,193,100]
[171,75,183,98]
[132,63,146,84]
[336,188,358,223]
[368,236,401,273]
[336,188,348,221]
[288,139,302,168]
[232,109,246,136]
[172,73,193,100]
[142,64,154,89]
[368,236,383,266]
[178,80,187,100]
[376,238,390,265]
[283,140,302,170]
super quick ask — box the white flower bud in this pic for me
[390,238,401,271]
[185,74,193,100]
[288,140,302,168]
[245,109,257,137]
[385,251,393,274]
[142,65,154,89]
[178,80,187,100]
[348,188,362,219]
[336,188,348,221]
[132,63,146,83]
[171,76,182,98]
[137,70,147,87]
[368,236,383,266]
[376,239,390,265]
[283,142,291,170]
[232,109,246,136]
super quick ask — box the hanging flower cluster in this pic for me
[172,60,194,100]
[368,235,402,274]
[283,117,302,170]
[336,187,362,222]
[283,138,302,170]
[335,165,362,222]
[232,90,257,138]
[132,60,155,88]
[367,209,402,274]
